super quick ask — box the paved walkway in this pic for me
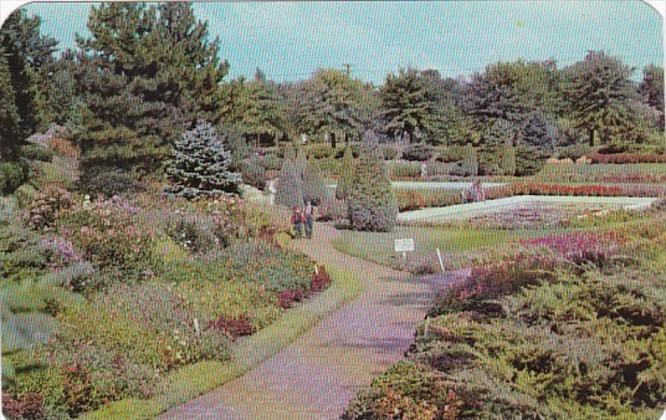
[160,224,467,419]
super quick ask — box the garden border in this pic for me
[84,266,362,419]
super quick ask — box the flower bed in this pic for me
[589,152,666,164]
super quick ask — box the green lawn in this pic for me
[331,226,546,271]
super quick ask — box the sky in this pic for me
[21,1,664,84]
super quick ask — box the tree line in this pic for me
[1,2,664,188]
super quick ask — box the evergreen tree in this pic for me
[0,47,21,160]
[516,112,555,175]
[0,9,58,157]
[478,119,516,175]
[348,146,397,232]
[297,69,365,148]
[380,68,437,143]
[235,73,287,147]
[275,157,304,209]
[166,121,240,198]
[335,146,355,200]
[640,65,664,128]
[302,158,326,205]
[75,2,229,183]
[562,51,635,146]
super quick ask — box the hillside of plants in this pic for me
[343,202,666,419]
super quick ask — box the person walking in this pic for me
[291,206,304,238]
[304,201,314,239]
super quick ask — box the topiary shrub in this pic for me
[275,157,303,208]
[402,144,435,161]
[303,158,327,205]
[335,146,356,200]
[347,146,397,232]
[459,144,478,176]
[500,142,517,176]
[166,121,241,199]
[241,155,267,190]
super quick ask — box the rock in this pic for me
[546,157,559,164]
[560,158,575,164]
[576,156,591,164]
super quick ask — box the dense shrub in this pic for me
[80,168,144,198]
[305,143,334,159]
[166,121,241,198]
[557,144,594,160]
[240,155,267,190]
[0,161,29,195]
[334,144,361,159]
[310,265,331,293]
[381,146,399,160]
[207,314,255,338]
[394,189,459,212]
[20,144,53,162]
[317,197,347,222]
[161,210,218,253]
[348,147,397,232]
[387,161,421,179]
[14,184,37,208]
[402,144,435,161]
[499,143,516,176]
[2,392,46,420]
[260,153,283,171]
[25,186,72,232]
[435,145,466,163]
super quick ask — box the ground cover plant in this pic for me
[343,209,666,419]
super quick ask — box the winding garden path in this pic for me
[160,224,467,419]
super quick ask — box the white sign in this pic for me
[394,238,415,253]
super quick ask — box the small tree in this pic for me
[294,147,308,179]
[348,146,397,232]
[275,157,303,208]
[460,144,479,176]
[335,146,355,200]
[500,141,516,176]
[166,121,241,199]
[517,112,555,175]
[303,158,327,205]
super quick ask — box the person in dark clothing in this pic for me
[304,201,314,239]
[291,206,304,238]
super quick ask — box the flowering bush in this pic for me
[38,236,81,270]
[521,231,624,267]
[207,314,255,338]
[60,196,156,288]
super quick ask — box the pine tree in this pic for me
[348,146,397,232]
[166,121,240,198]
[335,146,355,200]
[303,158,326,205]
[516,112,555,175]
[75,3,229,184]
[275,157,304,209]
[562,51,635,146]
[235,74,287,147]
[500,141,516,176]
[478,119,516,175]
[0,47,21,160]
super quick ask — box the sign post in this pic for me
[436,248,445,272]
[394,238,415,261]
